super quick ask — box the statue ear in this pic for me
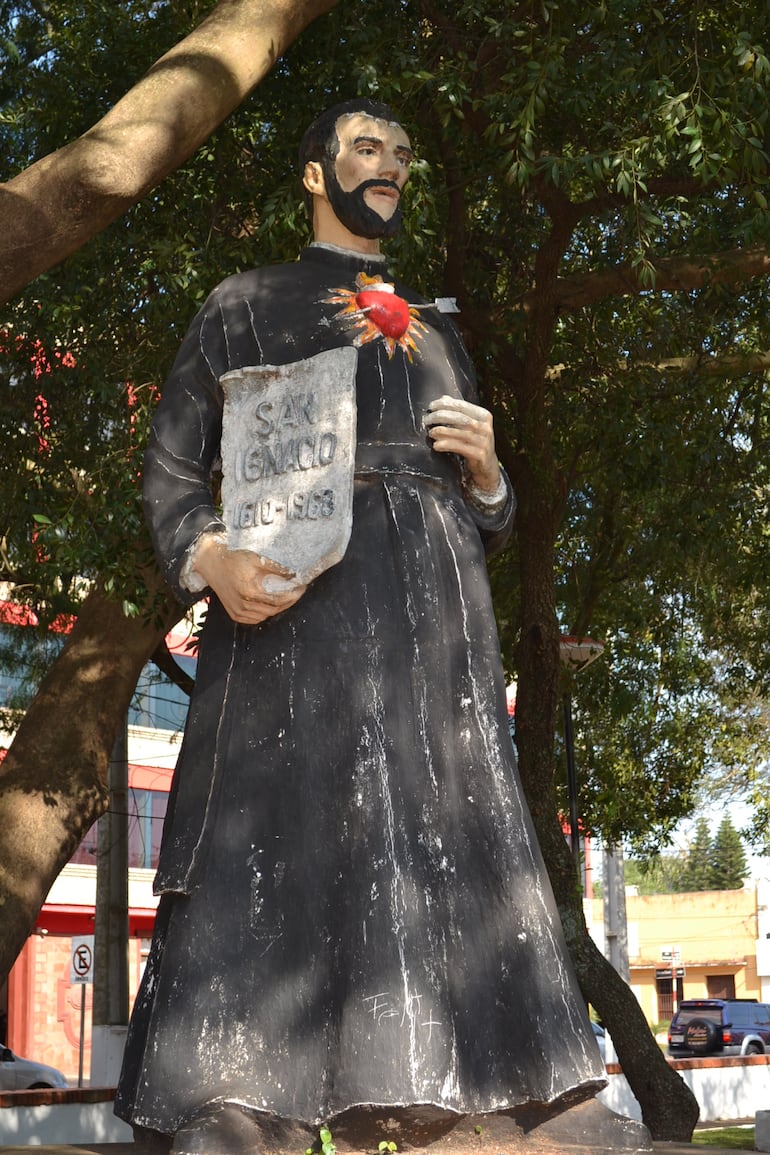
[303,161,325,198]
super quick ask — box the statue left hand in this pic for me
[425,395,501,493]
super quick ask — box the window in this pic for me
[656,973,673,1020]
[673,1006,722,1026]
[656,969,684,1020]
[68,825,99,866]
[752,1005,770,1027]
[1,615,195,735]
[129,656,195,733]
[127,789,168,869]
[0,621,64,717]
[68,788,169,870]
[706,975,735,1000]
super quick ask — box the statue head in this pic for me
[299,98,413,241]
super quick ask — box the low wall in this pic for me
[0,1060,768,1146]
[0,1087,133,1146]
[599,1054,770,1123]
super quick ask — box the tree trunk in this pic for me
[514,534,700,1138]
[571,917,700,1142]
[0,568,181,982]
[0,0,339,306]
[533,801,700,1140]
[510,335,700,1141]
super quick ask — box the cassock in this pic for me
[115,243,605,1135]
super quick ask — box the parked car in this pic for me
[668,998,770,1057]
[0,1047,68,1090]
[591,1021,606,1062]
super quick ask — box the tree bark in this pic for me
[547,349,770,380]
[511,399,701,1138]
[538,814,701,1141]
[0,0,339,306]
[0,568,181,982]
[546,246,770,314]
[579,936,700,1141]
[502,210,701,1141]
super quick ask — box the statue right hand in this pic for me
[191,535,307,625]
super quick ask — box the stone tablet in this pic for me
[219,347,358,585]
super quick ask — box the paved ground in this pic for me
[0,1140,757,1154]
[0,1136,757,1155]
[0,1115,758,1155]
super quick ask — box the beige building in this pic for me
[587,880,770,1026]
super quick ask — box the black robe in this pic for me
[115,244,605,1135]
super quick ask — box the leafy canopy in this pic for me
[626,814,749,892]
[1,0,770,854]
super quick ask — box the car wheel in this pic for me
[684,1018,720,1055]
[28,1082,54,1089]
[745,1043,763,1055]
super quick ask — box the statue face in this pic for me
[324,112,414,240]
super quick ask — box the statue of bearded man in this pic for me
[115,98,651,1155]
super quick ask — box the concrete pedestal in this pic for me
[756,1109,770,1153]
[89,1026,128,1087]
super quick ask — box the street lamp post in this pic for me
[559,635,604,880]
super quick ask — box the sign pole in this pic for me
[78,985,86,1088]
[70,935,94,1089]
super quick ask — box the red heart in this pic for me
[355,290,411,339]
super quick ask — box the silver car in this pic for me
[0,1046,68,1090]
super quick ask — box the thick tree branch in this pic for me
[0,0,339,306]
[650,350,770,376]
[544,246,770,314]
[151,637,196,697]
[0,566,182,981]
[525,198,580,388]
[572,174,720,223]
[547,349,770,381]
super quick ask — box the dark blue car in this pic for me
[668,998,770,1057]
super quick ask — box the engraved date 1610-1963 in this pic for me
[233,488,335,529]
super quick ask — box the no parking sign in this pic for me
[70,935,94,1085]
[70,935,94,984]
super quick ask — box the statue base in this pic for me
[121,1098,656,1155]
[15,1097,748,1155]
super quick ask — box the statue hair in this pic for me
[299,98,401,216]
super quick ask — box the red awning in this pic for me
[37,903,158,937]
[128,762,174,791]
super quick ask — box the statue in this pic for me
[116,98,650,1155]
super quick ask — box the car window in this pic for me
[674,1007,722,1026]
[730,1004,750,1026]
[752,1005,770,1026]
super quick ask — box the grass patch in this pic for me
[691,1126,755,1149]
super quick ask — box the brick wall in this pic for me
[8,933,146,1084]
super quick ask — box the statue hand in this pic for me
[191,535,307,625]
[424,395,501,493]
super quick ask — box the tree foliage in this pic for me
[4,0,770,1137]
[681,817,717,891]
[709,815,749,889]
[622,856,683,896]
[2,0,767,857]
[627,814,749,892]
[0,0,340,300]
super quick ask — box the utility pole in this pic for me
[603,843,630,981]
[602,843,630,1066]
[558,635,605,882]
[91,718,129,1085]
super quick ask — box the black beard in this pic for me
[322,163,403,240]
